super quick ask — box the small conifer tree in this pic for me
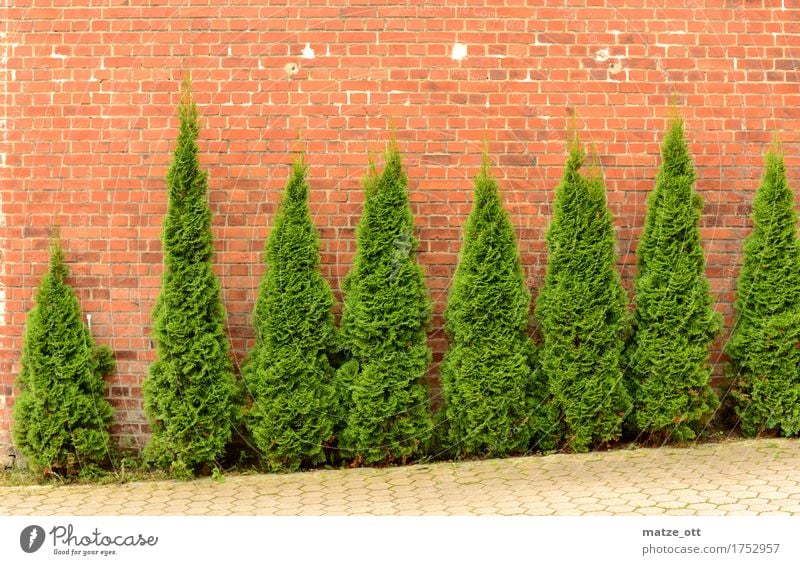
[535,142,631,453]
[143,80,239,476]
[337,144,433,465]
[626,119,722,441]
[439,157,553,457]
[726,147,800,436]
[12,238,115,476]
[242,157,338,471]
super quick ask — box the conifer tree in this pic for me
[143,80,239,476]
[626,119,722,441]
[439,157,554,457]
[12,238,115,476]
[726,147,800,436]
[337,144,433,465]
[535,142,631,452]
[242,158,338,471]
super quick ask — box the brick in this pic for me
[1,0,798,450]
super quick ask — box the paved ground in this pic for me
[1,438,799,515]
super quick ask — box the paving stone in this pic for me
[636,507,667,515]
[654,501,688,510]
[604,505,639,514]
[470,506,500,514]
[3,438,799,516]
[443,505,476,514]
[649,493,680,503]
[707,496,739,505]
[575,503,608,513]
[663,509,700,516]
[620,492,651,503]
[497,507,527,516]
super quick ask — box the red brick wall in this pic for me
[2,0,800,453]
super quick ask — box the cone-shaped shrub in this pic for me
[143,81,239,476]
[242,158,338,471]
[726,148,800,436]
[535,142,631,453]
[626,119,722,441]
[12,239,115,476]
[337,144,433,465]
[439,157,554,457]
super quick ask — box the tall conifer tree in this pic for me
[243,158,338,471]
[337,144,433,465]
[536,142,631,452]
[439,157,553,457]
[143,80,239,476]
[12,239,115,476]
[626,119,722,441]
[727,147,800,436]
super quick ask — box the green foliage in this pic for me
[726,148,800,436]
[12,239,115,476]
[626,119,722,441]
[337,144,433,465]
[438,157,555,457]
[242,158,338,471]
[143,80,240,476]
[535,143,631,452]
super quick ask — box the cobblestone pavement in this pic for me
[2,439,799,516]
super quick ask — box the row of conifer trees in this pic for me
[12,83,800,477]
